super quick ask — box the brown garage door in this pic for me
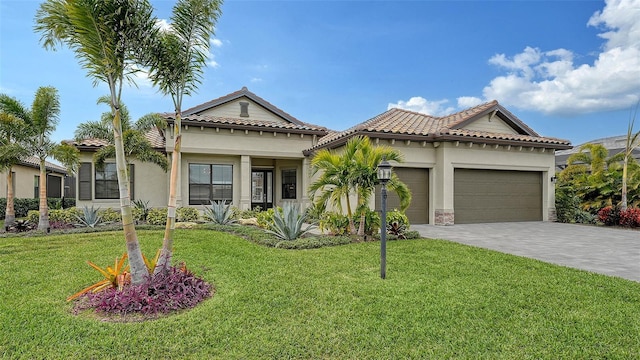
[454,169,542,224]
[376,167,429,224]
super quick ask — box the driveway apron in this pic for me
[412,222,640,282]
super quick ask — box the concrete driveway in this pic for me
[411,222,640,282]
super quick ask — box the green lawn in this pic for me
[1,229,638,359]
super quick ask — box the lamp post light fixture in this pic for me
[377,156,392,279]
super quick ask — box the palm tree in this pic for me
[144,0,222,275]
[35,0,159,284]
[309,135,411,235]
[23,87,79,231]
[74,97,168,172]
[561,143,627,211]
[0,95,32,227]
[620,102,640,211]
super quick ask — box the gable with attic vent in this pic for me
[195,97,289,124]
[460,113,519,135]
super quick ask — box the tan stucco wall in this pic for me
[197,98,288,124]
[383,140,555,224]
[0,166,64,199]
[462,114,519,134]
[168,126,317,156]
[319,138,557,225]
[75,152,168,209]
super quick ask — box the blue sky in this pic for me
[1,0,639,147]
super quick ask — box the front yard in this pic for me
[1,229,638,359]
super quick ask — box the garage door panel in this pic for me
[454,169,542,224]
[376,168,429,224]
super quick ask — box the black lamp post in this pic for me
[377,157,392,279]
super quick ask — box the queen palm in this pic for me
[144,0,222,275]
[35,0,159,284]
[74,97,168,173]
[309,135,411,235]
[0,95,32,227]
[24,87,80,231]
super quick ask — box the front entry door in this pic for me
[251,170,273,210]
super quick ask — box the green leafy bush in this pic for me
[0,198,75,219]
[26,210,39,224]
[49,208,81,224]
[99,208,122,223]
[236,207,260,219]
[132,200,150,222]
[353,208,380,235]
[177,207,200,222]
[555,185,596,224]
[256,208,275,229]
[147,208,168,225]
[319,212,349,235]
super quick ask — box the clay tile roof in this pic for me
[66,127,166,150]
[307,100,571,153]
[165,113,328,135]
[19,156,68,174]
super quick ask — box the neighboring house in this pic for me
[0,156,69,199]
[69,87,572,225]
[555,135,640,171]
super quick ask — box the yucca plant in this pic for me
[267,203,315,241]
[204,200,236,225]
[132,199,150,222]
[67,253,130,301]
[75,205,102,228]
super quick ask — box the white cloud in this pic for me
[211,38,223,48]
[250,77,263,83]
[156,19,171,32]
[388,97,455,116]
[481,0,640,115]
[456,96,483,108]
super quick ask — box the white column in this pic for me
[301,157,310,209]
[240,155,251,210]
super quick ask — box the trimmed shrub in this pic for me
[597,206,620,226]
[99,208,122,223]
[177,207,199,222]
[26,210,39,224]
[619,208,640,227]
[0,198,75,219]
[319,212,349,235]
[353,208,380,236]
[256,208,275,229]
[147,208,168,225]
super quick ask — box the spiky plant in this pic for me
[75,205,102,228]
[204,200,237,225]
[267,203,315,241]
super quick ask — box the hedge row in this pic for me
[0,198,76,220]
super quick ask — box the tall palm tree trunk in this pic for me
[37,159,49,232]
[5,169,15,228]
[156,114,181,275]
[621,157,629,211]
[112,105,147,285]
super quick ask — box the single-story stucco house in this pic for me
[0,156,70,200]
[69,87,572,225]
[555,135,640,171]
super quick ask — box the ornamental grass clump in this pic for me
[73,264,212,319]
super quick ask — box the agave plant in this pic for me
[267,202,315,241]
[75,205,102,228]
[204,200,236,225]
[132,199,150,222]
[67,253,130,301]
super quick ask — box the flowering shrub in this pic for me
[74,264,212,318]
[619,208,640,227]
[597,206,620,226]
